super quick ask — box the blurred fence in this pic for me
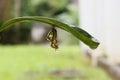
[79,0,120,63]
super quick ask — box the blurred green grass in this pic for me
[0,45,111,80]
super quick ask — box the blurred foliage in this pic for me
[21,0,31,16]
[0,0,79,45]
[29,0,69,17]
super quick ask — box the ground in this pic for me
[0,45,111,80]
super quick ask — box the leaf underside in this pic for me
[0,16,100,49]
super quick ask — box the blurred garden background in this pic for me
[0,0,111,80]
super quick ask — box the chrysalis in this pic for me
[47,27,58,50]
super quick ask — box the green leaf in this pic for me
[0,16,99,49]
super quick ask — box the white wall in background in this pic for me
[79,0,120,64]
